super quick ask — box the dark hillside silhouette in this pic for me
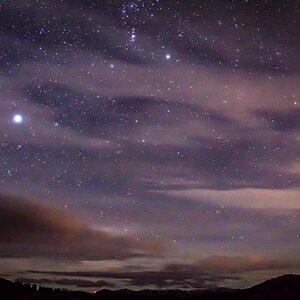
[0,274,299,300]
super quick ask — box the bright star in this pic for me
[13,114,23,124]
[166,54,171,60]
[131,34,136,42]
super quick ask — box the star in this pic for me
[13,114,23,124]
[130,33,136,42]
[165,54,171,60]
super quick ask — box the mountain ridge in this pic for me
[0,274,299,299]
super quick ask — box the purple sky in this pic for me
[0,0,299,291]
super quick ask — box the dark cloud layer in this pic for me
[28,255,300,289]
[0,191,164,260]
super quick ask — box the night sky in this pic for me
[0,0,299,292]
